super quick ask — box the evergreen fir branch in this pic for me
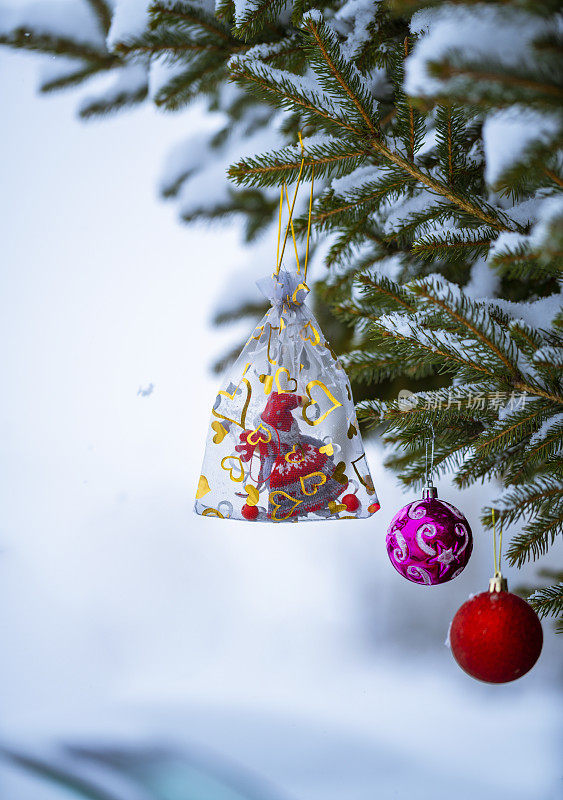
[341,349,433,384]
[350,235,400,272]
[365,406,488,486]
[411,278,521,376]
[391,36,426,161]
[259,42,308,70]
[370,139,517,232]
[150,1,233,42]
[115,29,234,61]
[342,0,389,71]
[228,57,362,138]
[512,378,563,409]
[435,105,470,184]
[212,342,245,374]
[154,58,224,108]
[230,37,307,71]
[39,63,110,93]
[215,0,236,24]
[426,57,563,110]
[368,386,496,443]
[324,232,367,273]
[233,16,519,234]
[510,416,563,474]
[490,127,563,195]
[490,239,563,280]
[331,302,381,335]
[357,397,455,430]
[213,302,268,325]
[301,12,380,137]
[316,271,356,305]
[229,140,370,187]
[291,0,318,27]
[180,189,277,240]
[324,222,385,270]
[455,454,507,489]
[543,168,563,188]
[467,400,554,458]
[411,227,494,262]
[530,346,563,388]
[232,0,286,41]
[482,475,563,528]
[79,80,149,119]
[385,201,457,245]
[386,421,483,452]
[309,172,415,229]
[508,318,546,359]
[390,0,561,15]
[356,273,416,314]
[533,344,563,370]
[506,510,563,567]
[383,423,476,452]
[0,29,117,64]
[86,0,113,35]
[370,315,496,380]
[527,583,563,622]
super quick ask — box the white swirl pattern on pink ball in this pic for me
[406,565,432,585]
[416,523,437,555]
[393,530,409,562]
[407,501,426,520]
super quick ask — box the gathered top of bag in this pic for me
[257,270,309,312]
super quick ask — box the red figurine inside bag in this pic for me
[236,392,347,520]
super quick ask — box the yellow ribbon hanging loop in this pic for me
[275,131,314,280]
[284,182,301,274]
[304,163,315,282]
[275,183,284,270]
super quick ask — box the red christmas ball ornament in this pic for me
[449,575,543,683]
[342,493,360,512]
[241,503,259,520]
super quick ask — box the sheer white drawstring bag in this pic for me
[195,150,379,522]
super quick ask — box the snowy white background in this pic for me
[1,47,562,800]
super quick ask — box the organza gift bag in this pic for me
[195,139,379,522]
[195,267,380,522]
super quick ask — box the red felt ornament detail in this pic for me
[449,585,543,683]
[368,502,380,514]
[342,493,360,512]
[241,503,259,520]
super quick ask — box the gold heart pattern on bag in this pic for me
[299,472,327,496]
[301,380,342,426]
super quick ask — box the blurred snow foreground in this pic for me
[0,2,562,800]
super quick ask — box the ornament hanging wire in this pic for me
[492,508,504,577]
[424,423,435,488]
[489,508,507,592]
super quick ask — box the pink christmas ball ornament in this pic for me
[386,486,473,585]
